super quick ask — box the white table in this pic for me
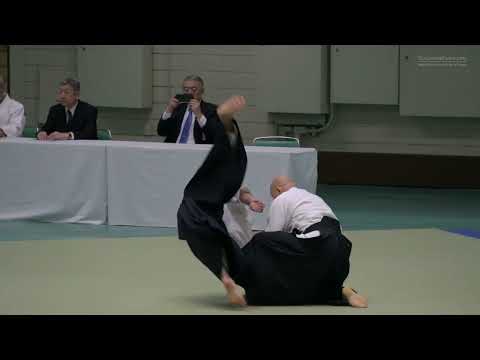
[106,142,317,229]
[0,138,317,229]
[0,138,107,224]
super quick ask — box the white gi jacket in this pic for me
[223,187,254,248]
[0,95,26,137]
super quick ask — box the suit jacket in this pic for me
[41,100,98,140]
[157,101,217,144]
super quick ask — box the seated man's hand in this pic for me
[47,131,70,141]
[189,99,203,119]
[249,199,265,213]
[166,96,180,113]
[37,131,48,140]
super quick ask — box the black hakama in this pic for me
[177,117,247,281]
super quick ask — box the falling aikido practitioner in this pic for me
[177,95,367,308]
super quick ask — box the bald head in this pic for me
[270,176,296,199]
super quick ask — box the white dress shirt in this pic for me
[161,107,207,144]
[265,187,338,233]
[0,94,26,137]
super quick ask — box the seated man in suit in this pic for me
[37,78,98,141]
[0,76,26,138]
[157,75,217,144]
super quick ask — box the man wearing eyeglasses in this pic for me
[37,78,97,141]
[157,75,218,144]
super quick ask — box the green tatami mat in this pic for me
[0,220,177,241]
[0,228,479,315]
[317,185,480,231]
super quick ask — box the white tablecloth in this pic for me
[106,142,317,229]
[0,138,317,229]
[0,138,107,224]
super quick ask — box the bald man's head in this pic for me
[270,176,296,199]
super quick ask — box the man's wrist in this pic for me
[162,111,172,120]
[196,114,207,128]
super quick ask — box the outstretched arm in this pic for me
[239,186,265,213]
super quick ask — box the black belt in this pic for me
[293,216,340,237]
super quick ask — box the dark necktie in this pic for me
[178,110,193,144]
[67,110,73,124]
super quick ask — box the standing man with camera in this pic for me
[157,75,218,144]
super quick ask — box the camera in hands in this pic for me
[175,94,194,103]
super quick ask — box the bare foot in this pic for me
[342,287,368,308]
[221,272,247,307]
[216,95,246,133]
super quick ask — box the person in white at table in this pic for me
[0,76,25,138]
